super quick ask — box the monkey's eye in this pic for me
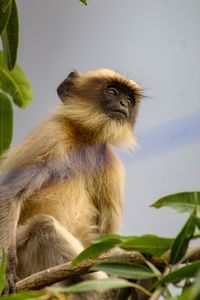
[106,87,118,96]
[126,95,134,106]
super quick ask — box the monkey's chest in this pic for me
[19,176,100,246]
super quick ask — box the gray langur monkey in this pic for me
[0,69,142,298]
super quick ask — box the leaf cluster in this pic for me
[0,1,199,300]
[55,192,200,300]
[0,0,32,156]
[0,192,200,300]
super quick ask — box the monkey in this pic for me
[0,68,142,298]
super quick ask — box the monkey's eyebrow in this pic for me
[106,80,143,98]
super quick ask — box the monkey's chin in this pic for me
[103,118,137,150]
[108,111,128,123]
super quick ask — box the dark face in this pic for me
[57,72,140,126]
[101,83,136,123]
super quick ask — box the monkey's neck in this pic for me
[67,142,109,177]
[66,119,106,147]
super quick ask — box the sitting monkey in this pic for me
[0,69,142,298]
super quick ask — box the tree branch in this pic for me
[16,251,163,291]
[16,247,200,292]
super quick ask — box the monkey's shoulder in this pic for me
[76,144,125,177]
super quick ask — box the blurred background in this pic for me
[14,0,200,236]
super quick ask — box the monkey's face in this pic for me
[57,69,142,147]
[101,83,137,124]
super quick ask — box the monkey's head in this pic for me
[57,69,142,148]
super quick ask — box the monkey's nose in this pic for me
[120,99,128,108]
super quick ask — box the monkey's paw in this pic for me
[2,272,18,294]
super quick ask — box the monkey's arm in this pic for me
[0,164,46,292]
[0,156,72,293]
[0,114,76,293]
[0,187,20,293]
[97,151,125,235]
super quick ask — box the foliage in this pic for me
[71,234,125,265]
[0,0,86,157]
[72,234,174,265]
[0,1,199,299]
[0,291,43,300]
[0,0,32,156]
[169,211,196,264]
[0,51,32,108]
[0,50,32,156]
[79,0,87,5]
[169,271,200,300]
[0,0,18,70]
[0,250,6,294]
[48,278,134,293]
[151,192,200,213]
[91,262,156,280]
[121,235,174,256]
[0,192,200,299]
[57,192,200,299]
[1,0,19,70]
[0,93,13,156]
[152,261,200,288]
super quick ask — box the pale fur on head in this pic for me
[55,68,142,149]
[55,100,137,149]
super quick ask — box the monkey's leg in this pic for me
[16,214,110,300]
[16,214,87,278]
[16,214,131,300]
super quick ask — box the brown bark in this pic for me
[16,248,200,292]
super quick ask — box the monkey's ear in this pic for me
[57,70,80,102]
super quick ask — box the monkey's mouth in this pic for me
[109,110,128,120]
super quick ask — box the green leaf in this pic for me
[121,235,173,256]
[152,261,200,288]
[48,278,132,293]
[0,249,6,294]
[0,0,12,34]
[145,260,162,278]
[79,0,87,5]
[151,192,200,213]
[0,93,13,156]
[2,0,12,12]
[0,51,32,108]
[170,212,196,264]
[0,291,43,300]
[91,234,127,244]
[91,262,156,280]
[169,271,200,300]
[72,235,124,265]
[193,215,200,231]
[1,0,19,70]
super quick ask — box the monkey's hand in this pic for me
[2,271,18,294]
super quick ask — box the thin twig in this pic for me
[149,287,165,300]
